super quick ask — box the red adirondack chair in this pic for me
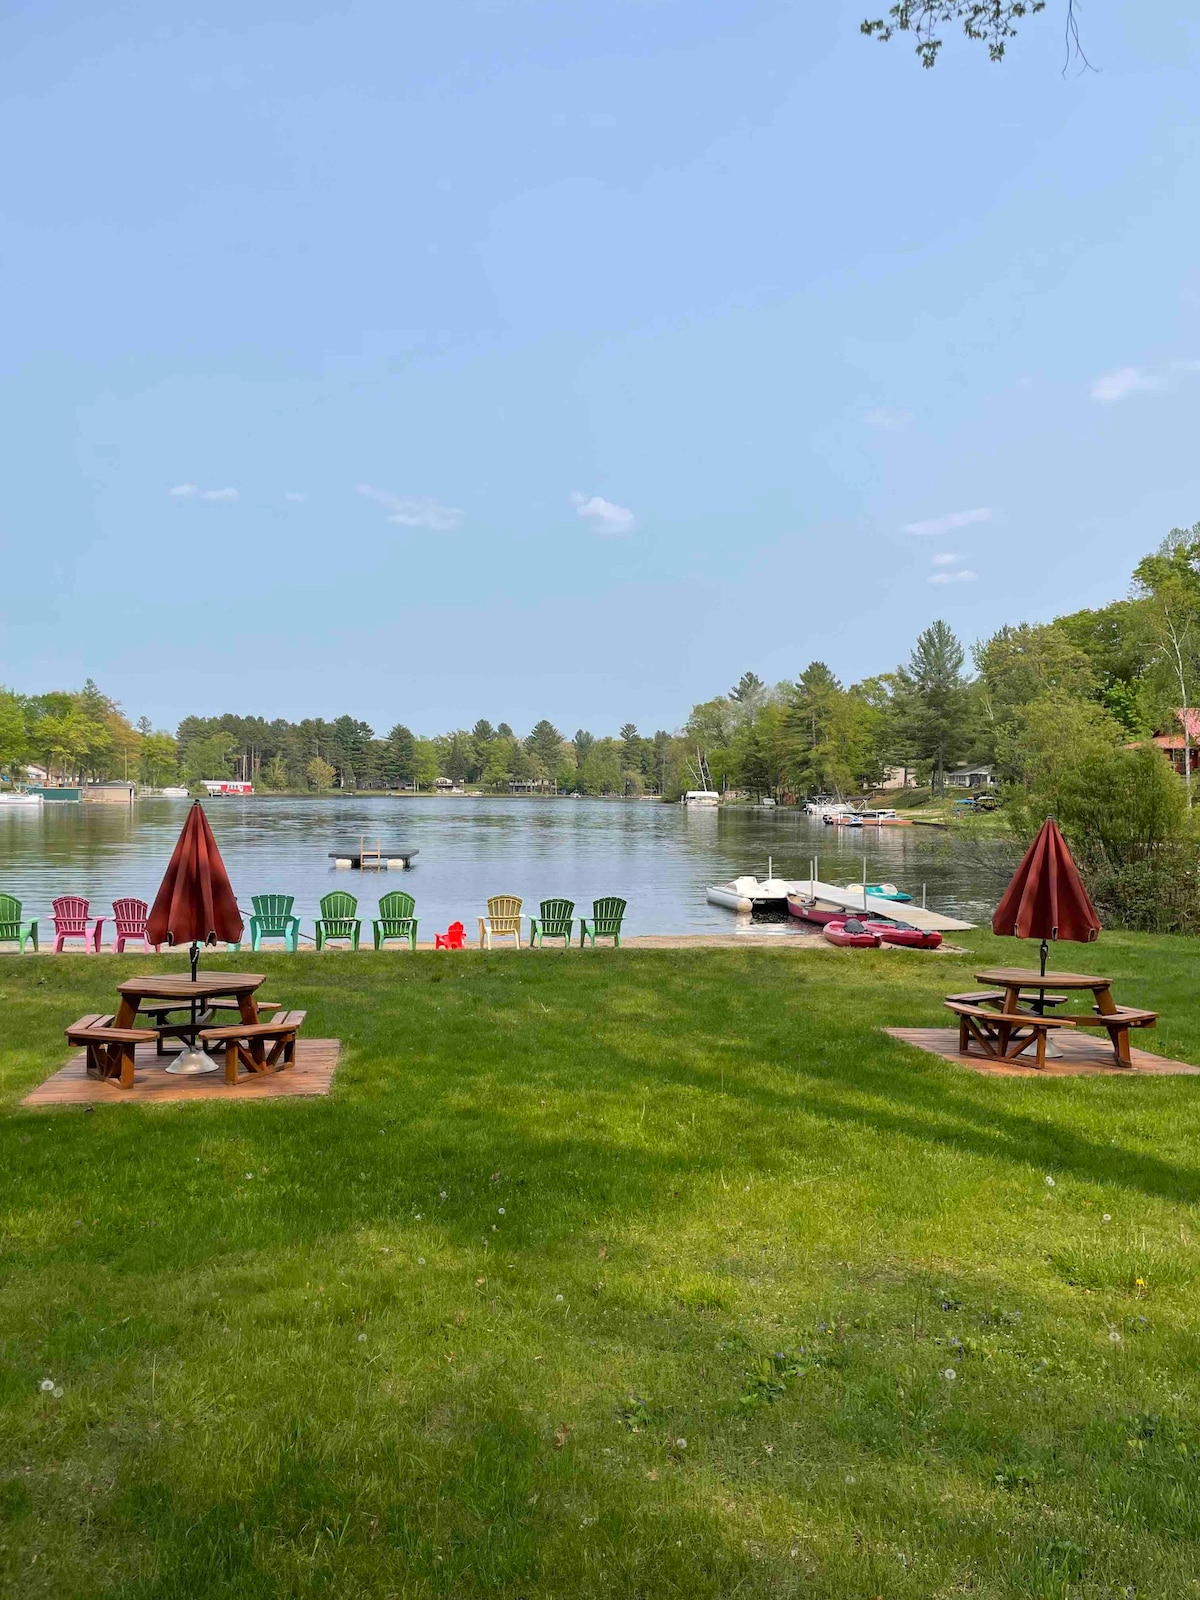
[112,897,158,953]
[435,921,465,950]
[52,896,105,953]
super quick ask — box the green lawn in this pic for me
[3,935,1200,1598]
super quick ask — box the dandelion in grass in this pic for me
[244,1173,254,1180]
[845,1474,856,1484]
[357,1332,367,1342]
[439,1190,447,1200]
[52,1386,63,1398]
[417,1257,426,1266]
[1102,1213,1112,1223]
[675,1438,687,1450]
[498,1207,505,1215]
[1044,1176,1055,1188]
[555,1293,564,1302]
[40,1379,54,1392]
[943,1369,957,1381]
[1109,1327,1122,1344]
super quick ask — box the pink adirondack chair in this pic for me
[51,896,105,953]
[112,897,157,954]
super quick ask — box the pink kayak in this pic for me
[864,921,943,950]
[787,893,846,926]
[823,919,882,949]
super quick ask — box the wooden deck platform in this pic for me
[887,1027,1200,1078]
[23,1038,340,1106]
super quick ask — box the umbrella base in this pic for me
[165,1044,221,1076]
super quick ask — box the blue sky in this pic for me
[2,0,1198,736]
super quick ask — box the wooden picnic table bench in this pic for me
[138,998,281,1055]
[944,993,1075,1070]
[199,1009,307,1085]
[973,968,1157,1067]
[65,1013,158,1089]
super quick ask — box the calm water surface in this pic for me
[0,797,1001,938]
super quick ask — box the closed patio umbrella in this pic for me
[992,816,1100,977]
[147,800,243,1073]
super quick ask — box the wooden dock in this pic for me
[798,879,975,933]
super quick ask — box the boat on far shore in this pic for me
[0,790,43,807]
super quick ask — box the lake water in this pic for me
[0,796,1006,939]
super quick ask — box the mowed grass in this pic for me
[2,934,1200,1598]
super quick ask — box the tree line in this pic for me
[4,521,1200,822]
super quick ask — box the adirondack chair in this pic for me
[373,891,418,951]
[0,893,38,953]
[579,896,626,948]
[242,894,300,952]
[478,895,522,949]
[315,891,361,950]
[435,921,466,950]
[529,898,574,949]
[112,897,158,953]
[52,895,105,953]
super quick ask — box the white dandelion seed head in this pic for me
[498,1207,505,1215]
[357,1332,367,1342]
[40,1379,54,1392]
[1109,1328,1122,1343]
[1044,1176,1055,1187]
[943,1368,957,1380]
[417,1257,426,1266]
[675,1437,687,1449]
[52,1386,63,1398]
[844,1474,856,1484]
[1102,1213,1112,1223]
[439,1190,448,1199]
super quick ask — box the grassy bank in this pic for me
[3,935,1200,1597]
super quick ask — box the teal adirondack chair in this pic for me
[315,891,361,950]
[529,898,574,949]
[0,893,38,953]
[242,894,300,952]
[579,896,626,948]
[373,891,418,951]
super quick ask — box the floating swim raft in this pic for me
[329,837,418,869]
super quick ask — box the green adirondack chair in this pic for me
[0,893,38,953]
[579,896,626,948]
[529,897,574,949]
[373,890,418,951]
[243,894,300,952]
[315,891,361,950]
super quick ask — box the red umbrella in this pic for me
[992,816,1100,976]
[147,800,243,979]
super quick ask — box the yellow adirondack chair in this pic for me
[479,895,523,949]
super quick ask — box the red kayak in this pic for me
[822,918,881,949]
[864,920,943,950]
[787,893,846,926]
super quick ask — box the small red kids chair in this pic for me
[435,921,465,950]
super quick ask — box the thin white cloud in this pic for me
[168,483,199,498]
[285,491,306,503]
[199,487,240,502]
[864,407,913,432]
[904,507,991,538]
[931,552,959,567]
[929,569,978,586]
[357,483,463,532]
[1090,366,1165,404]
[571,491,636,537]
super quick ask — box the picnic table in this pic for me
[971,967,1156,1067]
[113,972,266,1040]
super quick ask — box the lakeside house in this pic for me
[1148,708,1200,777]
[946,764,995,790]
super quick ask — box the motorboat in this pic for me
[823,918,881,949]
[0,790,43,807]
[863,920,943,950]
[161,786,190,798]
[843,881,912,903]
[682,790,720,807]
